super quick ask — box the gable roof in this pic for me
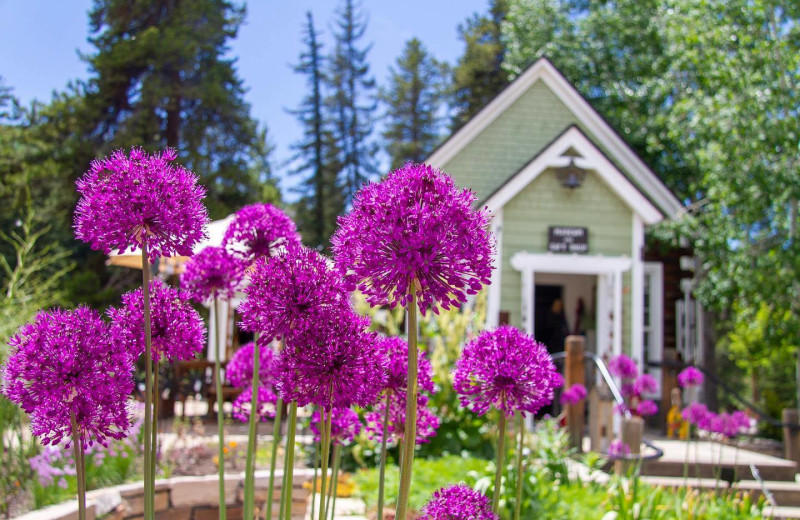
[485,125,663,225]
[427,57,683,218]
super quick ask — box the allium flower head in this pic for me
[678,366,704,388]
[607,440,631,459]
[637,399,659,417]
[222,203,301,263]
[109,279,205,363]
[2,307,133,448]
[454,326,557,416]
[74,147,208,263]
[560,384,587,405]
[274,312,387,409]
[180,246,246,303]
[226,338,276,389]
[420,484,497,520]
[634,373,658,395]
[232,385,277,423]
[608,354,639,379]
[238,245,352,341]
[551,372,565,389]
[682,402,710,428]
[366,394,440,445]
[332,163,494,315]
[309,407,362,445]
[381,336,434,395]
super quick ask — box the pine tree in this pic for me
[450,0,510,130]
[288,12,345,250]
[381,38,449,170]
[83,0,275,218]
[327,0,378,201]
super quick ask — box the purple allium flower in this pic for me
[607,440,631,459]
[560,384,587,405]
[238,245,352,341]
[74,147,208,263]
[222,203,301,263]
[620,383,636,398]
[608,354,639,379]
[180,246,246,303]
[551,372,565,389]
[365,394,440,445]
[332,163,494,315]
[637,399,659,417]
[2,307,134,448]
[682,402,710,428]
[381,336,434,395]
[274,313,387,409]
[309,407,362,445]
[108,279,205,363]
[226,338,275,389]
[419,484,497,520]
[634,374,658,395]
[732,410,751,432]
[232,385,278,423]
[453,326,557,416]
[678,366,704,388]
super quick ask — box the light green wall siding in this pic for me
[500,169,633,347]
[438,77,638,354]
[442,81,579,203]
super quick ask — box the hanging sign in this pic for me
[548,226,588,254]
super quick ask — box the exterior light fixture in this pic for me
[556,158,587,189]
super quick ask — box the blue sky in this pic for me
[0,0,488,196]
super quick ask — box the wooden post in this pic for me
[783,409,800,465]
[565,335,585,452]
[589,388,615,452]
[615,416,644,475]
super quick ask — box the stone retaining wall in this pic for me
[14,470,314,520]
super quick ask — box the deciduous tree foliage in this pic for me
[503,0,800,410]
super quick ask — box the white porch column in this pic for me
[486,208,504,329]
[521,269,534,335]
[631,214,645,370]
[613,270,623,357]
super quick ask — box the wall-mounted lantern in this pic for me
[556,158,587,189]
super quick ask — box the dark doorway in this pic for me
[534,284,568,353]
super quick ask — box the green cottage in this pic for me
[427,58,698,406]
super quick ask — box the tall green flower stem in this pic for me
[683,425,693,485]
[310,442,319,520]
[492,406,508,514]
[263,400,284,520]
[151,365,159,484]
[376,393,392,520]
[278,456,288,520]
[282,401,299,520]
[243,333,261,520]
[395,282,418,520]
[317,408,333,520]
[326,444,341,520]
[214,295,227,520]
[513,411,524,520]
[141,242,155,520]
[70,411,86,520]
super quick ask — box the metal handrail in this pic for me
[551,351,664,461]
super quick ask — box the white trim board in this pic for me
[509,252,631,274]
[483,126,663,225]
[426,58,683,218]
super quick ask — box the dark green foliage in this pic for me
[288,12,346,251]
[327,0,378,202]
[83,0,276,219]
[381,38,449,170]
[450,0,510,130]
